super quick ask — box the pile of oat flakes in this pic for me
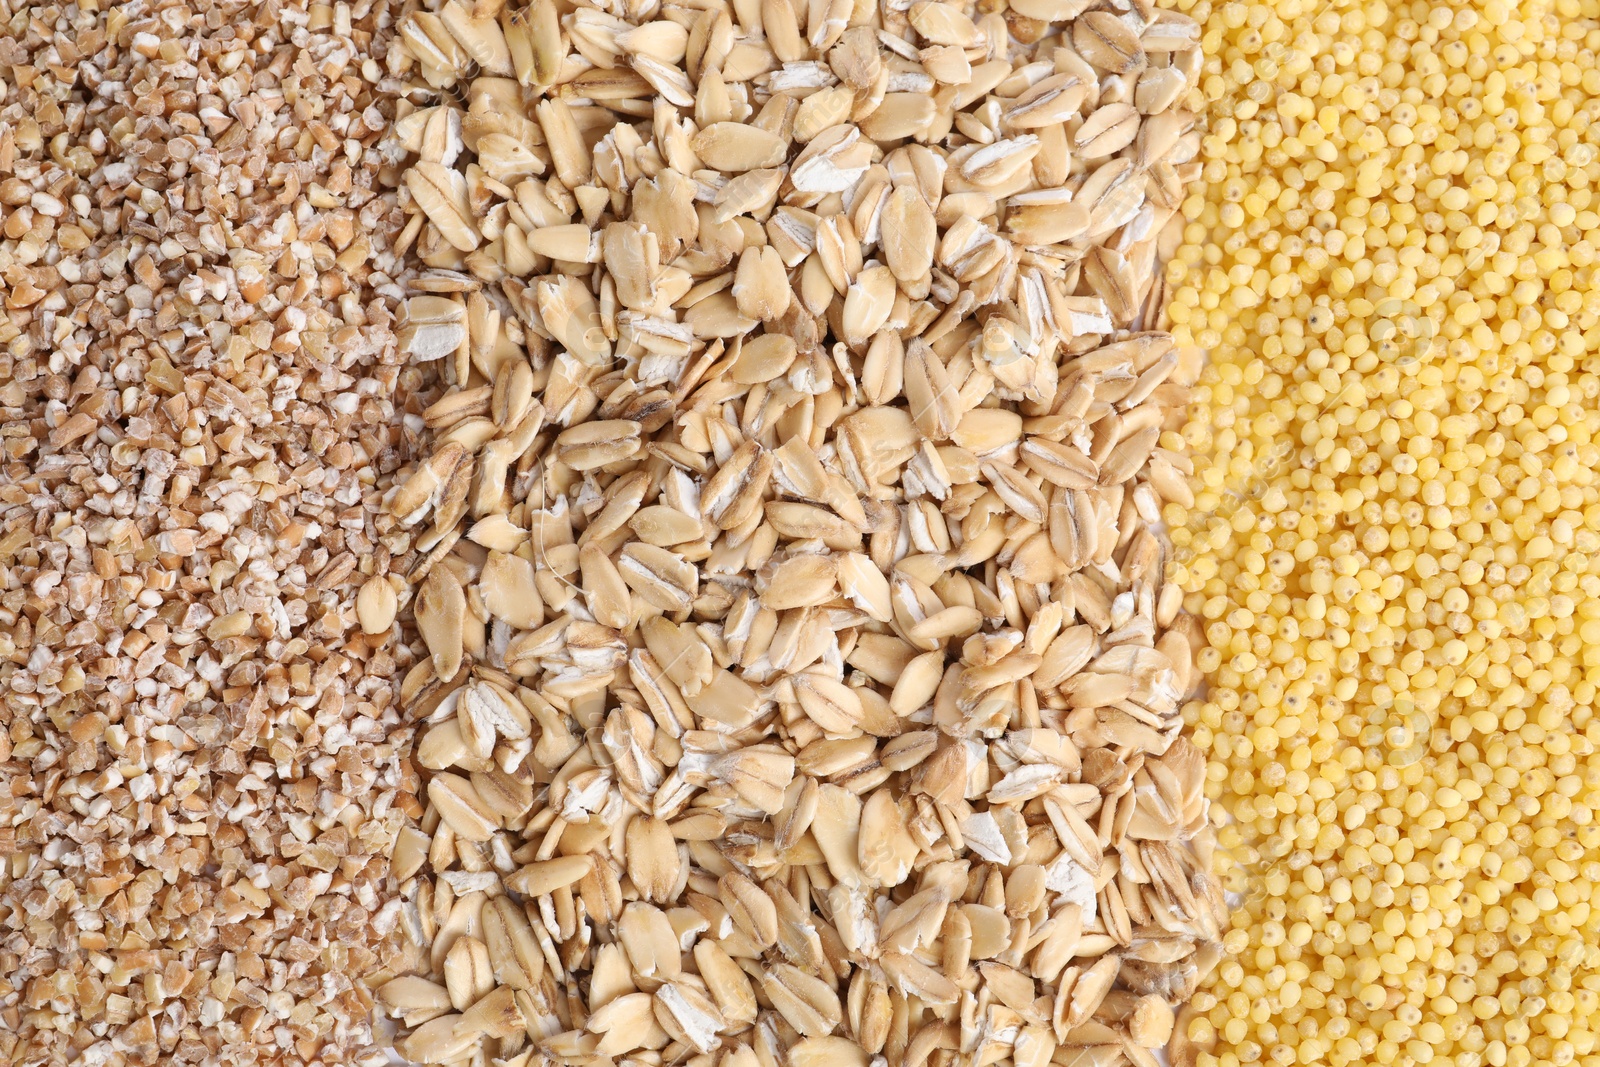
[0,0,1224,1065]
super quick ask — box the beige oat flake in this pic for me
[375,1,1218,1066]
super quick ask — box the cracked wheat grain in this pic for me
[0,1,428,1064]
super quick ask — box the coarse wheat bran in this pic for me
[0,1,428,1064]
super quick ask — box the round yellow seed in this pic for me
[1171,2,1600,1067]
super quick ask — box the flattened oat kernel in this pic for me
[378,0,1219,1064]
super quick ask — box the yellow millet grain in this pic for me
[1162,2,1600,1067]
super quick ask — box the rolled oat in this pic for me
[374,0,1222,1065]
